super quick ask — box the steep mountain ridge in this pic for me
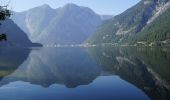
[12,4,102,45]
[0,19,41,47]
[86,0,170,45]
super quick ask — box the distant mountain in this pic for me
[86,0,170,46]
[12,4,102,45]
[100,15,113,20]
[0,19,41,47]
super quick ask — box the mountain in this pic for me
[0,19,42,47]
[86,0,170,46]
[12,4,102,45]
[100,15,113,20]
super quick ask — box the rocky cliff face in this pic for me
[12,4,102,45]
[86,0,170,45]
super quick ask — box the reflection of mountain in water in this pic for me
[86,46,170,100]
[0,48,30,82]
[0,47,101,88]
[0,46,170,100]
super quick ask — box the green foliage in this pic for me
[86,0,170,46]
[0,6,11,21]
[0,34,7,41]
[86,0,155,44]
[0,6,11,41]
[134,7,170,43]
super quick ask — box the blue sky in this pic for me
[10,0,140,15]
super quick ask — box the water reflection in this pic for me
[87,46,170,100]
[0,46,169,100]
[0,47,101,88]
[0,47,30,83]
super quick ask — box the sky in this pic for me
[7,0,140,15]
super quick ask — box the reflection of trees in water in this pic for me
[86,46,170,100]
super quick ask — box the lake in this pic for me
[0,46,169,100]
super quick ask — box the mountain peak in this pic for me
[61,3,97,15]
[40,4,51,8]
[33,4,52,10]
[62,3,81,10]
[64,3,79,7]
[27,4,53,12]
[12,3,101,45]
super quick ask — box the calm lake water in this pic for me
[0,46,170,100]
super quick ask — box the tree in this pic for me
[0,5,11,41]
[0,6,11,21]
